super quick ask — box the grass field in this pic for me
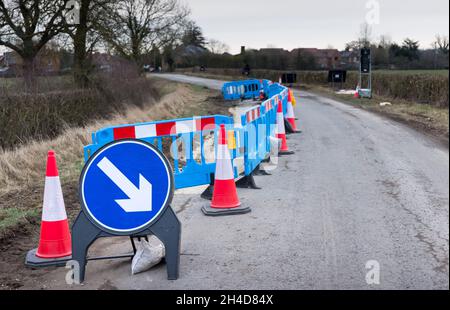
[372,69,449,76]
[300,84,449,145]
[316,69,449,76]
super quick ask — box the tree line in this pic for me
[0,0,216,89]
[345,36,449,70]
[178,23,449,72]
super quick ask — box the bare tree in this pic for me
[63,0,111,87]
[207,38,229,54]
[358,23,372,48]
[435,34,449,55]
[99,0,189,68]
[0,0,69,88]
[378,34,392,49]
[345,23,373,52]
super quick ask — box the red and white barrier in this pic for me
[245,107,261,123]
[113,117,217,140]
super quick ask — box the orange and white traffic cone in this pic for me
[354,85,360,98]
[286,89,301,133]
[202,125,251,216]
[277,99,295,156]
[26,150,72,267]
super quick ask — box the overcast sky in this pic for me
[186,0,449,54]
[0,0,448,55]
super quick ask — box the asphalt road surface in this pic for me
[23,74,449,290]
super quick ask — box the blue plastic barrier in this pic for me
[268,83,289,115]
[222,79,272,100]
[84,80,290,190]
[240,105,265,175]
[222,79,274,101]
[261,95,278,154]
[239,93,280,176]
[84,115,234,190]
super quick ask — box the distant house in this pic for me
[91,53,114,72]
[173,44,208,68]
[0,52,20,77]
[0,55,8,76]
[0,49,61,77]
[242,47,342,70]
[291,48,341,69]
[259,48,291,57]
[176,44,208,57]
[339,50,359,69]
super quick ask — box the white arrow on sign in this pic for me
[97,157,152,213]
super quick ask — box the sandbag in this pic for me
[131,237,165,275]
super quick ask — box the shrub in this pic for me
[0,63,159,150]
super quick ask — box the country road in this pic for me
[22,74,449,290]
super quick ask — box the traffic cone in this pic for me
[291,89,297,107]
[286,89,300,133]
[354,85,360,98]
[25,151,72,267]
[277,99,294,155]
[202,125,251,216]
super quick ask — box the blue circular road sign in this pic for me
[80,139,174,235]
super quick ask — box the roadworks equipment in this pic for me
[26,150,72,267]
[276,100,295,155]
[202,125,251,216]
[286,89,300,133]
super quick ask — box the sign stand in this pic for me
[359,48,372,98]
[71,206,181,283]
[74,139,180,283]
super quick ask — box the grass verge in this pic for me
[0,78,232,289]
[299,84,449,146]
[0,79,221,240]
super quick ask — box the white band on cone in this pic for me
[287,101,295,119]
[42,176,68,222]
[276,112,286,135]
[215,144,234,180]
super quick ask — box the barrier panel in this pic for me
[84,80,290,189]
[261,95,278,154]
[268,82,289,115]
[84,115,235,190]
[222,79,272,100]
[30,78,297,282]
[240,94,277,176]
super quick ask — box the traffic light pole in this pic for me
[359,48,372,99]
